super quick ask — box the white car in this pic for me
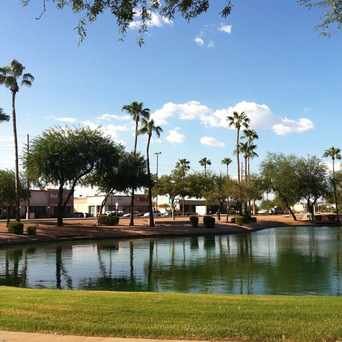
[143,211,162,217]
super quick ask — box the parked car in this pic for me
[122,211,142,218]
[72,212,86,218]
[143,211,162,217]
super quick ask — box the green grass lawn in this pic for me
[1,287,342,341]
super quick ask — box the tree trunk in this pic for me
[244,156,248,183]
[130,119,139,227]
[12,91,20,222]
[57,185,64,226]
[236,128,240,183]
[146,134,154,227]
[332,159,340,222]
[227,165,229,178]
[97,192,111,225]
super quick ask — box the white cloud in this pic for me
[194,36,205,46]
[151,101,210,125]
[272,118,314,135]
[200,136,224,148]
[81,121,128,145]
[129,11,172,30]
[166,128,185,144]
[97,114,131,121]
[218,24,232,34]
[201,101,274,130]
[54,116,77,124]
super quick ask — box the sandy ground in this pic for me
[0,331,225,342]
[0,214,316,247]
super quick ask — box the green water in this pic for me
[1,226,342,295]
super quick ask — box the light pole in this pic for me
[154,152,162,177]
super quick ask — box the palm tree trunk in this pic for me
[236,128,240,183]
[146,134,155,227]
[248,158,251,180]
[12,91,20,222]
[244,156,248,183]
[130,120,139,227]
[332,159,340,222]
[227,165,229,177]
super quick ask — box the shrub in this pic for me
[8,222,24,235]
[203,215,215,228]
[26,225,37,236]
[189,215,199,227]
[98,214,119,226]
[235,215,245,226]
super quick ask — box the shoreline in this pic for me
[0,215,341,248]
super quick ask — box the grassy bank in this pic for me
[1,287,342,341]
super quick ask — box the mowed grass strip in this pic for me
[1,287,342,341]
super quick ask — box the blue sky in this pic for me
[0,0,341,186]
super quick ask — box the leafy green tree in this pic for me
[122,101,150,226]
[297,156,329,220]
[22,1,342,42]
[323,146,341,220]
[0,108,9,123]
[22,0,232,43]
[0,60,34,221]
[221,157,232,177]
[139,118,163,227]
[154,175,179,220]
[0,169,29,223]
[261,153,302,220]
[199,157,211,176]
[25,127,120,226]
[172,159,191,215]
[227,111,250,183]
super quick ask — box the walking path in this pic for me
[0,331,241,342]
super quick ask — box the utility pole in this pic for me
[154,152,162,177]
[26,134,30,220]
[154,152,161,211]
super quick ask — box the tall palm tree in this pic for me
[323,146,341,221]
[242,128,259,179]
[239,142,250,182]
[0,60,34,221]
[221,157,232,177]
[122,101,150,226]
[227,111,250,183]
[139,118,163,227]
[175,158,190,215]
[199,157,211,176]
[0,108,10,123]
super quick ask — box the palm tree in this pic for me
[0,60,34,221]
[242,128,259,179]
[139,118,163,227]
[239,142,250,182]
[199,157,211,176]
[323,146,341,221]
[122,101,150,226]
[175,159,190,215]
[227,111,250,183]
[221,157,232,177]
[0,108,10,123]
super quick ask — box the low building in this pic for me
[0,189,74,219]
[74,194,149,216]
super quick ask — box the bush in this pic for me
[234,215,256,225]
[98,214,119,226]
[26,225,37,236]
[203,215,215,228]
[234,215,245,225]
[8,222,24,235]
[189,215,199,227]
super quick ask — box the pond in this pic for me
[1,226,342,295]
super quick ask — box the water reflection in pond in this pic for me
[1,226,342,295]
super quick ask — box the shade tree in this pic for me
[25,127,121,226]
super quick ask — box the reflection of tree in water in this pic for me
[0,249,27,287]
[55,247,73,289]
[78,240,149,291]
